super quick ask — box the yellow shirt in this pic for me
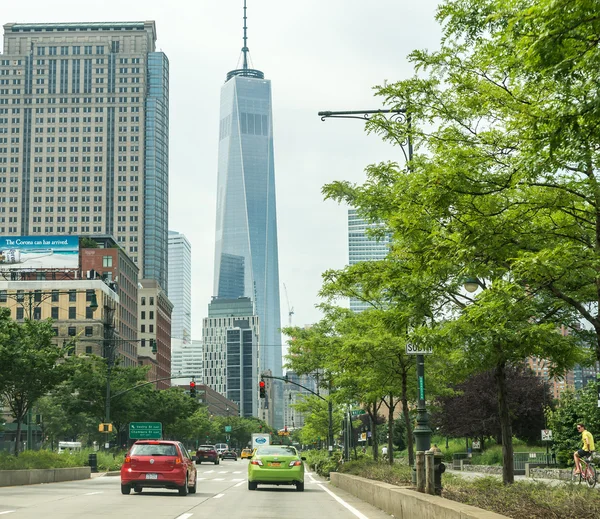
[582,430,595,452]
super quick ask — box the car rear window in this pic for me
[198,445,215,450]
[256,446,297,456]
[131,443,177,456]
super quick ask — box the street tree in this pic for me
[0,309,68,456]
[322,0,592,484]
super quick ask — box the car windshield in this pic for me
[130,443,177,456]
[198,445,214,450]
[256,446,297,456]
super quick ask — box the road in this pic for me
[0,460,393,519]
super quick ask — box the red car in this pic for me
[120,440,197,496]
[195,444,219,465]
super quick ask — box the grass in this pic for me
[0,449,125,471]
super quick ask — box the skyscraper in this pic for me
[0,21,169,289]
[348,209,391,312]
[168,230,191,341]
[212,4,283,386]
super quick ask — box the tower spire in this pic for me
[242,0,248,71]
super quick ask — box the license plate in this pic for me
[145,473,158,480]
[269,462,280,467]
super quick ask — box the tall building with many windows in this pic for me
[168,230,191,341]
[212,6,283,392]
[0,21,169,289]
[348,209,391,312]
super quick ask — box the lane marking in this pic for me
[232,478,244,481]
[316,482,369,519]
[204,470,215,474]
[233,471,242,474]
[234,481,245,487]
[0,512,15,515]
[213,478,225,481]
[197,477,206,481]
[218,471,228,474]
[175,514,193,519]
[213,493,225,499]
[84,492,103,495]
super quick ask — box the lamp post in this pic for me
[318,108,432,456]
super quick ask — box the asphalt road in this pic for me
[0,460,393,519]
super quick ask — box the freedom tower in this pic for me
[212,2,283,424]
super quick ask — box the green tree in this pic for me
[322,0,593,484]
[0,310,68,456]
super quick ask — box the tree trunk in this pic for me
[495,360,514,484]
[388,393,394,465]
[370,401,379,461]
[15,419,22,457]
[401,370,414,465]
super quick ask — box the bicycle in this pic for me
[572,453,597,488]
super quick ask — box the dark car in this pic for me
[196,444,219,465]
[221,449,238,461]
[120,440,197,496]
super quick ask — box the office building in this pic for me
[212,6,283,393]
[138,278,172,389]
[171,338,202,386]
[168,230,191,341]
[0,21,169,289]
[348,209,391,312]
[202,297,259,418]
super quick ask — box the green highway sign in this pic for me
[129,422,162,439]
[351,409,366,416]
[224,425,232,432]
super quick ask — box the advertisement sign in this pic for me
[0,236,79,270]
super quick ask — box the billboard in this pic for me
[0,236,79,270]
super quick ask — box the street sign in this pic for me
[350,409,366,416]
[129,422,162,439]
[472,440,481,449]
[406,344,433,355]
[224,425,232,432]
[541,429,553,441]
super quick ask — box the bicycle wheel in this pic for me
[586,463,597,488]
[572,467,582,484]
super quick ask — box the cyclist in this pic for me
[574,422,595,475]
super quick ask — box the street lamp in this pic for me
[318,107,433,456]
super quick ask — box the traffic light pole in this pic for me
[261,374,335,456]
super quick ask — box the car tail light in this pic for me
[124,456,131,463]
[250,459,263,466]
[175,457,182,464]
[288,460,302,467]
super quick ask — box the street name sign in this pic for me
[351,409,366,416]
[129,422,162,439]
[405,344,433,355]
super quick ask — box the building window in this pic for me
[85,326,93,337]
[86,307,94,319]
[102,255,113,267]
[141,324,145,333]
[85,345,93,354]
[141,339,146,347]
[149,297,154,306]
[16,307,24,320]
[16,290,24,302]
[149,324,154,333]
[52,290,59,302]
[52,327,59,336]
[68,326,76,336]
[141,311,145,319]
[149,311,154,320]
[0,290,6,302]
[33,307,42,320]
[141,296,146,306]
[51,307,59,319]
[69,289,76,302]
[69,307,76,319]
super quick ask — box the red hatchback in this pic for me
[120,440,197,496]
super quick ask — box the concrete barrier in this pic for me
[330,472,509,519]
[0,467,90,487]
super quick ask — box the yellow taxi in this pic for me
[241,448,253,459]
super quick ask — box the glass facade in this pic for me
[145,52,170,290]
[213,74,283,382]
[168,230,192,340]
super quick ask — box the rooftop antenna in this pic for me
[242,0,249,71]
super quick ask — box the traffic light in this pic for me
[150,339,157,353]
[190,380,196,398]
[259,379,266,398]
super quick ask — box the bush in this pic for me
[339,457,413,486]
[304,449,340,478]
[0,449,125,471]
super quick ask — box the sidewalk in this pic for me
[445,467,571,487]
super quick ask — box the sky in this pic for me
[1,0,442,355]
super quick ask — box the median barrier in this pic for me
[0,467,90,487]
[330,472,509,519]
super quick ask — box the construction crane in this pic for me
[283,283,294,327]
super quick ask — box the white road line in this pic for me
[175,514,193,519]
[233,471,242,474]
[232,478,244,481]
[315,479,369,519]
[0,512,15,515]
[213,493,225,499]
[84,492,103,495]
[218,471,228,474]
[213,478,225,481]
[204,470,215,474]
[234,481,245,487]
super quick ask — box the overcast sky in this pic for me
[2,0,442,353]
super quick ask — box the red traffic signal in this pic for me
[189,380,197,398]
[190,381,196,388]
[259,380,266,398]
